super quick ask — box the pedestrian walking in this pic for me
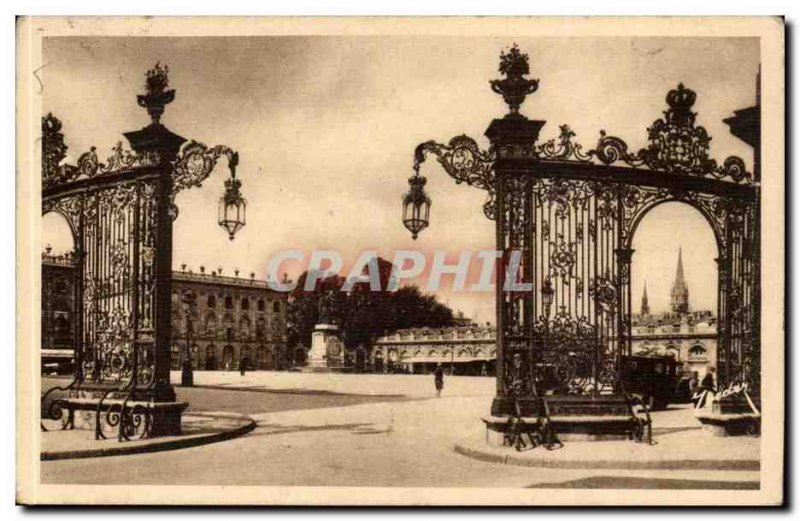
[694,366,717,410]
[239,357,247,377]
[701,366,717,393]
[434,363,444,398]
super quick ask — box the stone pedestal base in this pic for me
[149,402,190,437]
[62,401,189,438]
[307,324,345,371]
[485,425,508,447]
[695,393,761,436]
[696,412,761,436]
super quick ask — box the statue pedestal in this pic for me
[307,324,345,372]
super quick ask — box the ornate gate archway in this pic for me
[41,64,244,439]
[407,46,759,418]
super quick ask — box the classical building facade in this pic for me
[171,266,288,371]
[41,250,78,373]
[373,325,496,375]
[41,253,288,372]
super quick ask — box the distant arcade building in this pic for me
[41,254,288,372]
[373,324,496,375]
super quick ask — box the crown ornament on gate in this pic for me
[664,83,698,127]
[490,44,540,117]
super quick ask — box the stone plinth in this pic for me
[307,324,345,371]
[695,412,761,436]
[695,391,761,436]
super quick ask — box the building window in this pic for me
[205,313,217,334]
[240,316,251,338]
[256,318,266,339]
[689,345,706,358]
[258,299,265,312]
[241,297,249,311]
[225,296,233,310]
[208,295,216,308]
[273,301,281,313]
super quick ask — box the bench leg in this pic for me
[542,421,563,450]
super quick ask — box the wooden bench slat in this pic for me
[65,398,151,407]
[482,415,539,424]
[549,415,634,423]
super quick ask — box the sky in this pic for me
[41,36,758,322]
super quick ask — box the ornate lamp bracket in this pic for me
[412,135,497,220]
[171,141,239,195]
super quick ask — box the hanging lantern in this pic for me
[402,173,431,240]
[218,151,246,240]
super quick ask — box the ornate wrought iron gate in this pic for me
[408,46,760,416]
[41,65,241,439]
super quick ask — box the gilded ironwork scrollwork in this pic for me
[536,125,593,162]
[589,273,619,313]
[413,135,497,220]
[534,308,599,395]
[535,84,753,185]
[172,140,241,194]
[549,238,577,281]
[72,142,159,182]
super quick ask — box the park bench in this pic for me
[541,394,652,445]
[41,383,164,441]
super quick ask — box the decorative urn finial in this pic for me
[137,62,175,125]
[665,83,697,127]
[489,44,539,117]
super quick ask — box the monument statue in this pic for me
[307,289,345,371]
[317,289,337,325]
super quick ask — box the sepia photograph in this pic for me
[15,16,784,506]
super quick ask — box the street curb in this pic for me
[41,413,256,461]
[453,441,760,471]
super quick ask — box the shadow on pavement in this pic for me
[250,421,391,436]
[526,476,760,489]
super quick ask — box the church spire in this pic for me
[670,247,690,314]
[641,279,650,316]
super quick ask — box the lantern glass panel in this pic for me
[219,195,246,239]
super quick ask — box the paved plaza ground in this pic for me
[40,371,760,489]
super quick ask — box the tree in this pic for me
[286,257,455,357]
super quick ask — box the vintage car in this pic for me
[620,355,683,410]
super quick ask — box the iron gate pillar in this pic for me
[125,122,186,405]
[486,115,546,418]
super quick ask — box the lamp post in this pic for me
[181,292,196,387]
